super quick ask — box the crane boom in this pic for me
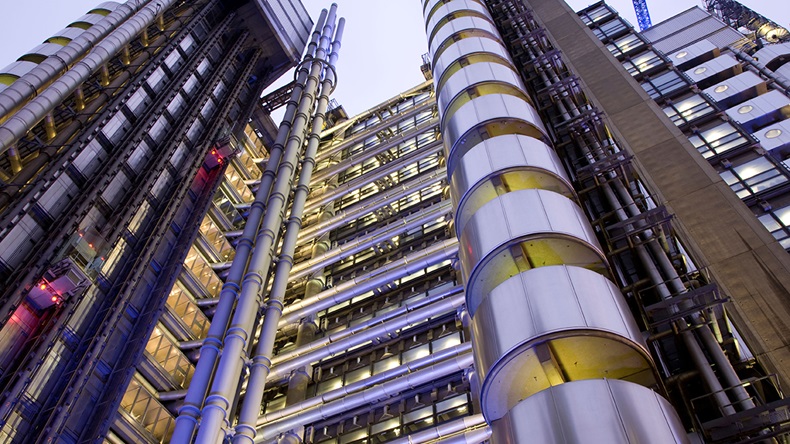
[632,0,653,31]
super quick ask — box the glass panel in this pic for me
[689,121,749,158]
[663,94,715,126]
[720,157,788,199]
[759,206,790,249]
[182,246,222,296]
[642,71,687,99]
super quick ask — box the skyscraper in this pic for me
[1,0,790,443]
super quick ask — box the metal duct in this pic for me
[0,0,179,156]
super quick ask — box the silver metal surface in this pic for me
[458,189,607,304]
[443,94,549,174]
[437,61,525,115]
[432,37,512,84]
[449,134,575,235]
[724,89,790,131]
[471,265,656,420]
[428,17,500,56]
[491,379,689,443]
[425,0,489,36]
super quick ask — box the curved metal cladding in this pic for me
[423,0,688,441]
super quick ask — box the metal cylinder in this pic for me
[422,0,686,440]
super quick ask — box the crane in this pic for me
[632,0,653,31]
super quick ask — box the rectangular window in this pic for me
[608,33,644,57]
[623,50,662,76]
[642,71,687,99]
[126,88,149,115]
[147,67,167,93]
[759,205,790,250]
[689,121,749,158]
[720,157,788,199]
[664,94,715,127]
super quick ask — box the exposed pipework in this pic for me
[267,292,464,381]
[260,342,472,425]
[386,413,486,444]
[0,0,155,123]
[232,13,345,444]
[192,5,341,442]
[277,238,459,327]
[0,0,180,156]
[170,9,329,442]
[254,352,475,441]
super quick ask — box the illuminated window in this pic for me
[663,94,714,126]
[690,121,749,158]
[759,205,790,250]
[721,157,788,199]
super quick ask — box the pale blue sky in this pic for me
[0,0,786,116]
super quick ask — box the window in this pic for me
[759,205,790,250]
[641,71,687,99]
[663,94,715,127]
[721,157,788,199]
[689,122,749,158]
[592,18,628,41]
[580,5,613,26]
[607,33,645,57]
[623,51,662,76]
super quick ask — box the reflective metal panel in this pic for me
[444,94,548,169]
[753,42,790,71]
[471,266,656,419]
[450,134,574,235]
[459,189,607,304]
[424,0,486,24]
[437,62,525,115]
[425,0,490,34]
[491,379,689,443]
[429,17,500,56]
[0,61,39,78]
[432,37,513,83]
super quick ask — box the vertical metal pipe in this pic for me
[232,15,344,444]
[170,10,329,443]
[194,6,339,442]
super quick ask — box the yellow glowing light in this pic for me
[738,105,753,114]
[766,129,782,139]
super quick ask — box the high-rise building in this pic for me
[1,0,790,443]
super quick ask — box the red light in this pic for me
[101,256,105,261]
[39,284,47,290]
[50,295,58,303]
[211,149,217,155]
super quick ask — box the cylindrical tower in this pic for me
[421,0,689,441]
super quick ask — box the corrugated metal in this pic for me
[642,7,710,42]
[707,28,748,50]
[652,17,742,54]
